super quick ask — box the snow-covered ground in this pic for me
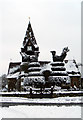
[0,105,82,118]
[0,96,83,119]
[0,96,83,104]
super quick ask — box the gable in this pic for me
[64,60,81,77]
[8,62,21,74]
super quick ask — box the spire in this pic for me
[23,19,37,47]
[21,19,39,62]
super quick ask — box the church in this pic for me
[7,20,81,92]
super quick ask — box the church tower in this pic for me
[20,20,39,62]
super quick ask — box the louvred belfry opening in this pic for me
[20,21,39,62]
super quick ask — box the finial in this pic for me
[28,17,30,21]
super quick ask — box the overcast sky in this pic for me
[0,0,81,75]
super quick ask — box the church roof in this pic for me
[7,60,81,79]
[64,60,80,77]
[7,62,21,74]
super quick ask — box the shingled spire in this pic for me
[21,20,39,62]
[23,21,37,46]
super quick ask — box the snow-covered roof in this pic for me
[51,62,64,64]
[52,71,67,74]
[28,71,41,76]
[51,66,65,69]
[9,66,20,74]
[19,71,28,77]
[28,67,41,71]
[7,62,21,79]
[64,60,80,77]
[29,62,40,66]
[65,60,79,73]
[40,63,51,73]
[7,72,20,79]
[7,60,81,79]
[21,62,29,66]
[34,44,38,48]
[8,62,21,74]
[68,73,80,77]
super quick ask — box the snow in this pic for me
[52,71,67,74]
[68,73,80,77]
[7,72,20,79]
[0,91,82,95]
[40,63,51,72]
[30,55,36,58]
[65,60,79,73]
[51,62,64,64]
[28,71,40,75]
[28,76,44,79]
[34,44,38,48]
[0,97,82,118]
[54,85,61,90]
[0,91,30,95]
[26,38,28,42]
[53,90,83,95]
[28,67,41,71]
[50,60,81,77]
[20,52,27,58]
[49,76,67,79]
[29,62,40,66]
[20,71,28,76]
[0,105,81,118]
[0,96,82,104]
[51,66,65,69]
[21,62,29,66]
[9,66,20,74]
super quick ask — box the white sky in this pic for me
[0,0,81,75]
